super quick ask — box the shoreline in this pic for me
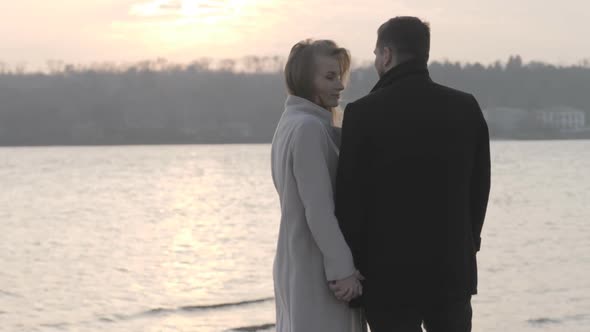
[1,137,589,148]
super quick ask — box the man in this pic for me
[333,16,491,332]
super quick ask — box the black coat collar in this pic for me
[371,59,431,93]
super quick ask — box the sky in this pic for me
[0,0,588,70]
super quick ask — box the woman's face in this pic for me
[312,55,345,109]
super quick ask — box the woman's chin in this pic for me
[327,101,340,108]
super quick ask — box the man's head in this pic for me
[374,16,430,77]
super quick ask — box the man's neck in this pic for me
[371,58,430,93]
[381,56,416,77]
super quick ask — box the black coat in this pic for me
[335,59,491,305]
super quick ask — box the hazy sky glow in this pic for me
[1,0,588,70]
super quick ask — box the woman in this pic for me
[270,39,365,332]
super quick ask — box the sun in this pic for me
[180,0,250,21]
[120,0,279,53]
[131,0,256,22]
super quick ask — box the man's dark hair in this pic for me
[377,16,430,62]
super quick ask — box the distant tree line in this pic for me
[0,55,588,146]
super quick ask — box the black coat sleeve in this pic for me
[469,96,491,252]
[335,102,368,271]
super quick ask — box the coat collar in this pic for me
[285,95,333,126]
[371,59,431,93]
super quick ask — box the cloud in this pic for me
[129,0,238,18]
[130,0,183,17]
[196,0,226,9]
[159,0,183,10]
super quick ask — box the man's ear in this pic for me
[384,46,394,68]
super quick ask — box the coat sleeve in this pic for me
[292,120,356,281]
[334,103,367,273]
[470,96,491,252]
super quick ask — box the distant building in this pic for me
[536,106,586,130]
[225,121,252,138]
[482,107,528,136]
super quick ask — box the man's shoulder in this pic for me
[347,87,390,109]
[344,91,385,116]
[431,82,476,102]
[350,82,477,109]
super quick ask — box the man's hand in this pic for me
[328,270,365,302]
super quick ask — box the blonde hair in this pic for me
[284,39,351,101]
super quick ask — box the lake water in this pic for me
[0,142,588,331]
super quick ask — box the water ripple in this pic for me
[178,297,275,312]
[40,322,71,329]
[528,313,590,326]
[0,289,21,297]
[98,297,275,322]
[227,323,276,331]
[528,318,562,325]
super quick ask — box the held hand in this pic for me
[355,270,365,281]
[328,270,364,302]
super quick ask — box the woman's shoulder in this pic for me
[283,100,324,123]
[285,95,332,124]
[290,112,329,138]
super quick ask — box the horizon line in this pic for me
[1,55,589,74]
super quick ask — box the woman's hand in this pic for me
[328,270,365,302]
